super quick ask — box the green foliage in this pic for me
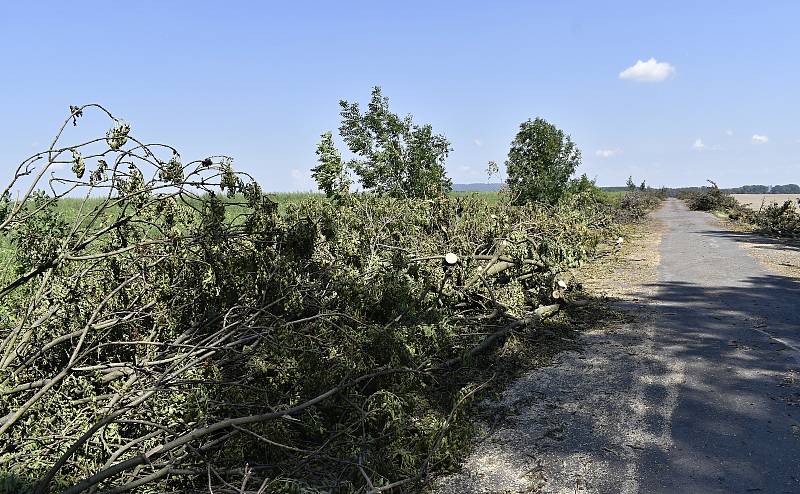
[565,174,603,201]
[0,105,626,493]
[615,190,664,222]
[747,199,800,237]
[683,180,737,211]
[734,184,770,194]
[770,184,800,194]
[505,118,581,205]
[311,131,351,201]
[314,87,452,199]
[486,160,500,182]
[626,176,636,191]
[104,120,130,150]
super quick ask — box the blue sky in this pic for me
[1,1,798,190]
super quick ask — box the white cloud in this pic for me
[619,58,675,82]
[725,130,734,136]
[693,138,722,151]
[595,149,619,158]
[752,134,769,144]
[473,139,483,147]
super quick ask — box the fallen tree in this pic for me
[0,105,620,493]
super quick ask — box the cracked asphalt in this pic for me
[432,199,800,493]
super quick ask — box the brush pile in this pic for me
[0,106,621,493]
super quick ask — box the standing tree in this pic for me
[311,131,351,201]
[640,180,647,191]
[505,117,581,205]
[314,86,452,199]
[626,176,636,191]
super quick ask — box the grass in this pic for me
[35,190,627,219]
[43,191,503,217]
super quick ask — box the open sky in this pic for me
[1,1,798,190]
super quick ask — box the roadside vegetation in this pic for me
[680,180,800,238]
[0,97,662,493]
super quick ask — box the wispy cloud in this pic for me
[619,58,675,82]
[752,134,769,144]
[595,149,619,158]
[725,130,733,136]
[473,139,483,147]
[693,138,721,151]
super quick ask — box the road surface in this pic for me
[433,198,800,493]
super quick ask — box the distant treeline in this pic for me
[722,184,800,194]
[453,183,800,195]
[639,184,800,197]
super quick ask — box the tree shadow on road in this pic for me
[697,228,800,253]
[439,273,800,493]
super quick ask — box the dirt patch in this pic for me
[577,216,664,300]
[736,238,800,278]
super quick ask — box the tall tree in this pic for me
[311,131,351,201]
[505,118,581,205]
[314,87,452,199]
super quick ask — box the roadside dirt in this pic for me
[720,219,800,279]
[431,200,800,493]
[577,217,665,300]
[430,215,666,493]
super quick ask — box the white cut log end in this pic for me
[444,253,459,265]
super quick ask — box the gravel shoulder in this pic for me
[431,199,800,494]
[717,219,800,279]
[430,213,666,493]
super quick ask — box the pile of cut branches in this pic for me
[614,190,665,222]
[680,180,738,212]
[745,199,800,237]
[0,106,618,493]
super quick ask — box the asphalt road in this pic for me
[636,198,800,492]
[433,199,800,493]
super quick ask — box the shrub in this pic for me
[683,180,737,211]
[749,199,800,237]
[615,190,664,222]
[505,118,581,206]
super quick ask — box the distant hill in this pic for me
[452,183,503,192]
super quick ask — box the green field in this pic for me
[41,189,628,218]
